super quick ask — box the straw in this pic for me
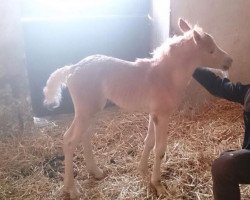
[1,99,250,200]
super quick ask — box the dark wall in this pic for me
[21,1,151,117]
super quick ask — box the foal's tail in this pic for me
[43,65,72,109]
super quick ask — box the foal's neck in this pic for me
[153,56,196,89]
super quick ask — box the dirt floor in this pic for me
[1,99,250,200]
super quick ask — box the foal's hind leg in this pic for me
[63,114,104,199]
[63,119,82,199]
[151,115,169,196]
[81,116,104,179]
[139,115,155,176]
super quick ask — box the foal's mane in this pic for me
[136,25,203,65]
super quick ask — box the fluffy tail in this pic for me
[43,65,72,109]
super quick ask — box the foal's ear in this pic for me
[193,30,201,44]
[178,18,191,32]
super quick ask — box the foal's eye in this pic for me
[210,50,214,54]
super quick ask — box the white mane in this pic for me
[151,25,204,63]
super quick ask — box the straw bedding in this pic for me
[1,99,250,200]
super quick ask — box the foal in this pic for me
[43,19,232,198]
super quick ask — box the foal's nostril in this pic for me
[229,58,233,65]
[227,58,233,66]
[222,65,230,71]
[223,58,233,70]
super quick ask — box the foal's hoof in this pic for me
[151,181,167,197]
[91,168,105,180]
[62,187,80,199]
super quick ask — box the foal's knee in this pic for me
[154,146,166,161]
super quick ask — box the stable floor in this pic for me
[0,99,250,200]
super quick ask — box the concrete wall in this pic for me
[0,0,32,134]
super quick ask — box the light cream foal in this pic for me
[43,19,232,198]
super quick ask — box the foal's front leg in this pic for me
[139,115,155,176]
[151,115,169,196]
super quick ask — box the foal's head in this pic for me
[178,19,233,70]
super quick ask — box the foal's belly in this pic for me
[113,97,150,112]
[105,90,150,112]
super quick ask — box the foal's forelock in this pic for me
[151,30,196,62]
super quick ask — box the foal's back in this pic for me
[68,55,152,112]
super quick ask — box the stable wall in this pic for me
[151,0,170,48]
[0,0,32,134]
